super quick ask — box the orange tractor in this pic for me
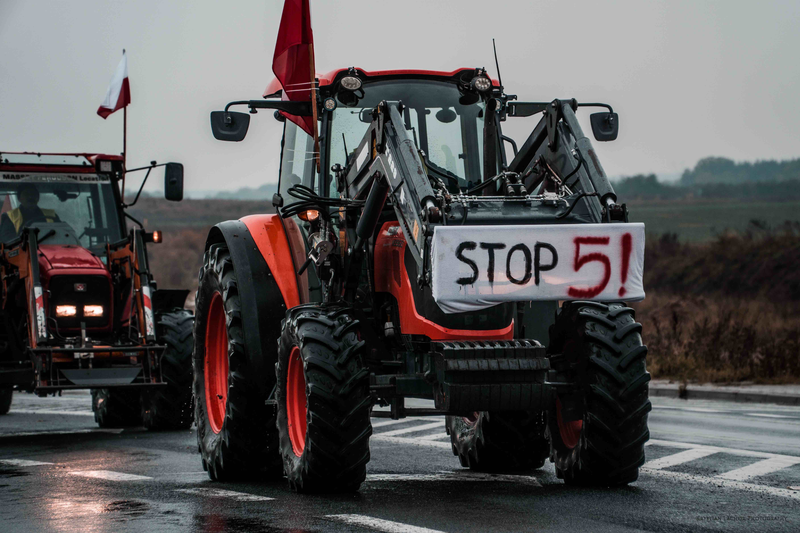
[196,67,649,492]
[0,152,193,429]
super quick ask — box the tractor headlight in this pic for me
[471,76,492,92]
[56,305,77,317]
[83,305,104,318]
[340,76,362,91]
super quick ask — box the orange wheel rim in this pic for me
[204,292,228,434]
[286,346,307,457]
[556,397,583,450]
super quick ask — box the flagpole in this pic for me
[121,49,127,200]
[309,44,320,173]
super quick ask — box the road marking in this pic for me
[367,471,541,486]
[10,409,94,417]
[326,514,446,533]
[652,406,722,413]
[376,421,443,437]
[70,470,152,481]
[648,438,799,460]
[0,459,53,467]
[0,428,123,439]
[717,456,800,481]
[371,435,452,449]
[175,488,273,501]
[746,413,794,419]
[642,468,800,501]
[371,418,426,429]
[417,432,450,441]
[643,448,719,470]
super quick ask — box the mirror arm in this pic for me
[577,102,614,113]
[123,164,157,208]
[223,100,312,116]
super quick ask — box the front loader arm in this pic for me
[341,101,437,270]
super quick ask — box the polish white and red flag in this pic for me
[97,51,131,119]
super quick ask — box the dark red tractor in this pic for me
[196,67,649,491]
[0,152,193,429]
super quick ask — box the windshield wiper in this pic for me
[38,229,56,244]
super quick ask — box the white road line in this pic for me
[10,409,94,417]
[371,435,452,449]
[371,418,429,429]
[70,470,152,481]
[175,488,273,501]
[717,456,800,481]
[648,438,800,460]
[642,468,800,501]
[643,448,719,470]
[0,459,53,467]
[652,406,722,413]
[746,413,794,419]
[376,421,443,437]
[326,514,446,533]
[0,428,123,439]
[366,471,541,486]
[417,432,450,441]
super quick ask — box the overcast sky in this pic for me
[1,0,798,194]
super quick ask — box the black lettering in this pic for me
[506,243,532,285]
[480,242,506,283]
[455,241,479,285]
[534,242,558,285]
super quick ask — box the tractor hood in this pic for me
[38,245,106,273]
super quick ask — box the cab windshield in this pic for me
[0,175,123,249]
[330,80,486,191]
[278,79,488,204]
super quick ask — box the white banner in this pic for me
[431,223,645,314]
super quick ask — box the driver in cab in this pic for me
[0,184,61,241]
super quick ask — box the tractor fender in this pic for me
[152,289,190,314]
[203,216,304,397]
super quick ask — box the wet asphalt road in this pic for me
[1,391,798,533]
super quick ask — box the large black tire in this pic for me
[276,305,372,493]
[92,388,142,428]
[0,388,12,415]
[546,301,651,486]
[141,309,194,430]
[193,243,283,481]
[447,411,549,472]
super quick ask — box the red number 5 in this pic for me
[567,237,610,298]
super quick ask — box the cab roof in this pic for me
[264,67,500,98]
[0,152,123,173]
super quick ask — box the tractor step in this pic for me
[431,340,550,413]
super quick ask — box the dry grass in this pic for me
[632,293,800,383]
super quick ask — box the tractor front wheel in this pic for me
[92,388,142,428]
[447,411,549,472]
[141,309,194,430]
[0,387,12,415]
[547,301,651,486]
[276,305,372,493]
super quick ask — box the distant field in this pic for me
[626,198,800,242]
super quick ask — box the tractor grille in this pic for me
[48,275,111,330]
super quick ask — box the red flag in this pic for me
[97,51,131,119]
[272,0,316,136]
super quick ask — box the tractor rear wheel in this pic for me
[0,387,12,415]
[447,411,549,472]
[193,243,283,481]
[276,305,372,493]
[142,309,194,430]
[92,388,142,428]
[547,301,651,486]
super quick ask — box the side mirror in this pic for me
[590,112,619,141]
[210,111,251,142]
[164,163,184,202]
